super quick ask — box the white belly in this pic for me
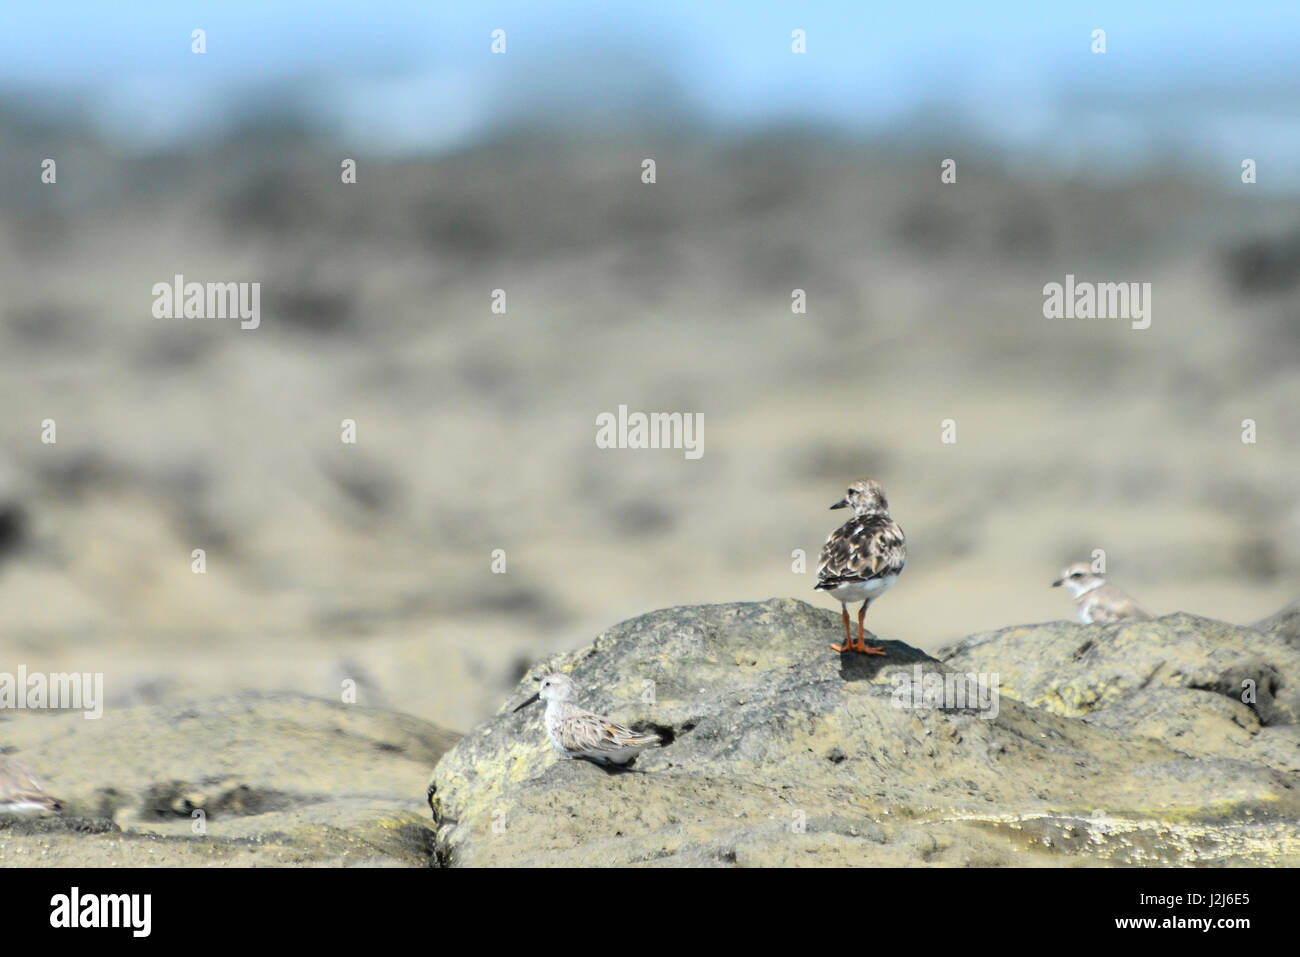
[0,800,50,815]
[823,574,897,604]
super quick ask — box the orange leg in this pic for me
[831,604,853,652]
[854,601,887,655]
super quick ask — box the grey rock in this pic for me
[429,599,1300,867]
[940,611,1300,727]
[0,692,459,867]
[1254,597,1300,650]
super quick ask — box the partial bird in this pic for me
[514,673,662,765]
[1052,561,1151,624]
[0,747,62,814]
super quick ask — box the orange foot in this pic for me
[831,640,853,652]
[853,641,887,656]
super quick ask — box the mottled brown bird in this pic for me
[815,478,906,655]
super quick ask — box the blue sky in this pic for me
[2,1,1298,172]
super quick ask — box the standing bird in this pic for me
[815,478,906,655]
[0,748,62,814]
[514,673,662,766]
[1052,561,1151,624]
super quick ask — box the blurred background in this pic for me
[0,2,1297,731]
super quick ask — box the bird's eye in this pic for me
[1071,571,1084,578]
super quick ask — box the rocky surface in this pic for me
[5,599,1295,867]
[0,692,459,866]
[1255,599,1300,649]
[429,598,1300,867]
[941,612,1300,775]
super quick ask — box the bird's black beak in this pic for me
[1051,579,1062,587]
[829,499,849,510]
[513,692,541,713]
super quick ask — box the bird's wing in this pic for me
[1091,586,1151,622]
[0,756,60,809]
[816,516,906,585]
[558,710,660,754]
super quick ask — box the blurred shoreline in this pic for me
[2,113,1298,731]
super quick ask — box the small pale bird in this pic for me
[815,478,906,655]
[514,673,662,765]
[0,748,62,814]
[1052,561,1151,624]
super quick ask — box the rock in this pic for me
[937,608,1300,778]
[1254,597,1300,649]
[0,692,459,866]
[428,599,1300,866]
[940,612,1300,729]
